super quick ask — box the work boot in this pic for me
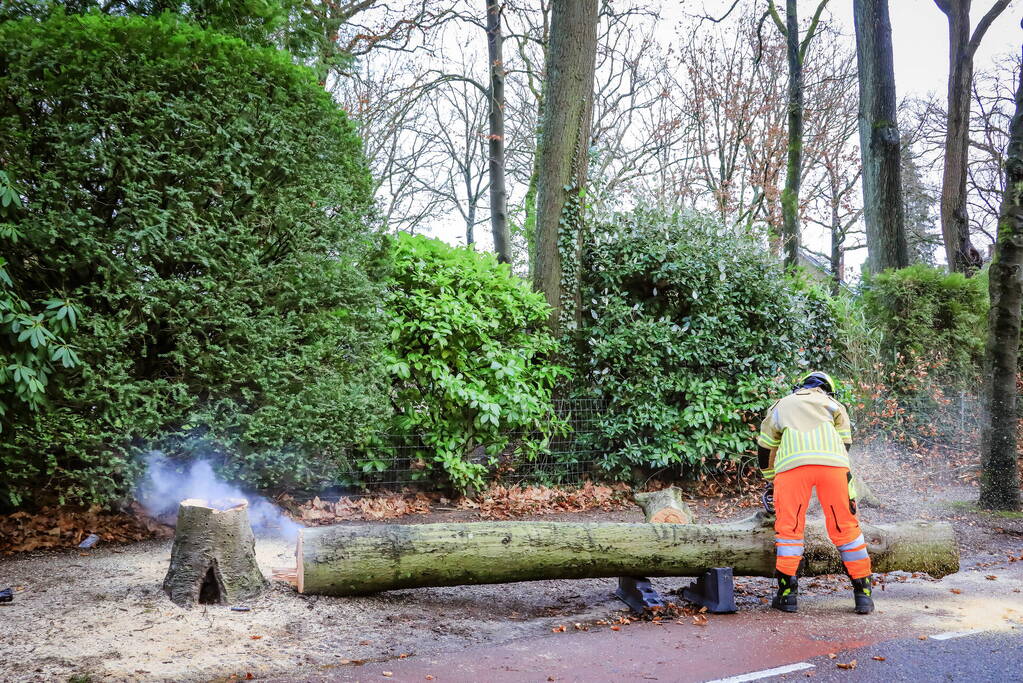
[851,576,874,614]
[771,573,798,613]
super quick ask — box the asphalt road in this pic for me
[805,630,1023,683]
[273,560,1023,683]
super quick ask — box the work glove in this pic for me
[761,482,775,515]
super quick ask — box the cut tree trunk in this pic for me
[277,515,957,596]
[633,487,694,523]
[163,498,267,607]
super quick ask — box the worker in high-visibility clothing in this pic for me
[757,371,874,615]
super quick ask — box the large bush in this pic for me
[0,14,387,507]
[577,210,839,476]
[861,264,988,387]
[360,234,564,492]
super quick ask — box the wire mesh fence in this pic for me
[333,398,609,496]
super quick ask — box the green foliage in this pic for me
[364,234,565,492]
[0,170,85,427]
[0,0,348,78]
[861,264,988,388]
[577,209,840,476]
[0,14,387,507]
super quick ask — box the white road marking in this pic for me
[929,628,986,641]
[705,662,816,683]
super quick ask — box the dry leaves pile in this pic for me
[0,502,172,554]
[292,494,433,525]
[461,482,632,520]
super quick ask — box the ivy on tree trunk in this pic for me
[532,0,598,334]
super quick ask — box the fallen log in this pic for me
[278,513,957,596]
[163,498,267,607]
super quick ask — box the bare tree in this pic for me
[485,0,512,262]
[767,0,831,270]
[334,59,449,233]
[854,0,908,273]
[423,73,491,247]
[931,0,1012,273]
[969,53,1021,247]
[802,37,865,289]
[978,42,1022,512]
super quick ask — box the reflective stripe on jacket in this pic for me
[757,387,852,480]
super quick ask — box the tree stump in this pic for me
[163,498,267,607]
[633,487,694,523]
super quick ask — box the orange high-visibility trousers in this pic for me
[773,465,871,579]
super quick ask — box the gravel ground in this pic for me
[0,442,1019,683]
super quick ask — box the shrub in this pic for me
[861,263,988,389]
[0,14,387,507]
[361,234,565,493]
[577,209,839,477]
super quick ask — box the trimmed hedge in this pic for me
[0,14,387,507]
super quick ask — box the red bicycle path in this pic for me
[274,562,1023,682]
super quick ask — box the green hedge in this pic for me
[861,264,988,387]
[360,234,565,492]
[577,210,840,476]
[0,14,387,507]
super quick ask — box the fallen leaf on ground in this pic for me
[836,660,857,670]
[918,635,928,640]
[249,635,262,640]
[551,625,566,633]
[382,672,392,678]
[425,676,434,681]
[610,625,621,631]
[986,575,997,580]
[872,656,886,661]
[950,588,962,594]
[827,653,837,659]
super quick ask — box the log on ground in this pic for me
[287,513,958,596]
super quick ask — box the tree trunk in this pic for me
[633,487,694,523]
[854,0,909,273]
[486,0,512,264]
[979,54,1023,511]
[286,516,958,596]
[780,0,803,271]
[935,0,1012,273]
[532,0,598,332]
[163,499,267,607]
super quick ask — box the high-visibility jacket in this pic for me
[757,387,852,481]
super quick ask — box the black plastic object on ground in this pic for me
[0,587,13,603]
[78,533,100,549]
[682,567,737,613]
[615,576,666,613]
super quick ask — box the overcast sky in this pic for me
[833,0,1020,98]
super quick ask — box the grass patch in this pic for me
[947,500,1023,518]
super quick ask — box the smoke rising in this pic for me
[138,452,303,542]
